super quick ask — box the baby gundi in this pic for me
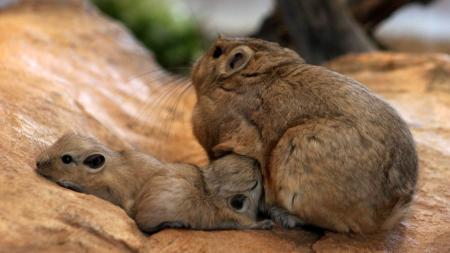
[35,133,272,233]
[191,37,418,233]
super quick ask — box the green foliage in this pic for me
[92,0,206,73]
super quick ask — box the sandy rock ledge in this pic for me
[0,1,448,252]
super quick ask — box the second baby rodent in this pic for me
[191,37,418,233]
[36,133,272,233]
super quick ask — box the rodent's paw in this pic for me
[164,221,191,229]
[56,180,84,193]
[269,206,304,228]
[255,219,275,230]
[280,215,303,228]
[143,221,190,234]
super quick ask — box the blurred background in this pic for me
[92,0,450,74]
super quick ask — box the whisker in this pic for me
[126,65,193,84]
[137,76,186,119]
[145,82,190,158]
[135,77,189,141]
[139,77,187,121]
[30,131,56,166]
[154,80,190,137]
[126,68,170,84]
[125,64,195,159]
[159,82,193,154]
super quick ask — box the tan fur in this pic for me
[191,37,418,233]
[35,133,272,233]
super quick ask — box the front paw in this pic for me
[143,221,190,234]
[269,206,304,228]
[252,219,274,230]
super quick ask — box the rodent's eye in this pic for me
[212,46,222,59]
[83,154,105,170]
[229,194,247,211]
[61,155,73,164]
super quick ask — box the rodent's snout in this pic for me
[36,159,51,170]
[35,159,54,180]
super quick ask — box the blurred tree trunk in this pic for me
[254,0,375,64]
[254,0,434,63]
[348,0,433,34]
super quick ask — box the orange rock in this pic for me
[0,1,448,253]
[0,1,203,252]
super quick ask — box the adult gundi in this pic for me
[191,37,418,233]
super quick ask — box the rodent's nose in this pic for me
[36,160,50,170]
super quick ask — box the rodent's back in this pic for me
[294,66,418,195]
[133,154,264,231]
[133,163,211,230]
[267,65,418,232]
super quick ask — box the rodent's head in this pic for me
[203,154,263,221]
[35,133,116,193]
[191,36,303,95]
[191,37,304,159]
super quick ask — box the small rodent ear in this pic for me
[212,142,233,158]
[83,153,105,172]
[223,46,254,76]
[212,141,249,159]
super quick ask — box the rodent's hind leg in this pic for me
[268,206,304,228]
[142,221,191,235]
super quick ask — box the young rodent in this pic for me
[35,133,272,233]
[191,37,418,233]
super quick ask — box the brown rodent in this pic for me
[35,133,272,233]
[190,37,418,233]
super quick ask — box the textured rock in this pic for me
[0,1,203,252]
[0,1,449,253]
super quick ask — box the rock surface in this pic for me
[0,1,448,252]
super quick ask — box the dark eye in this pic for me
[83,154,105,169]
[213,46,222,58]
[229,194,246,210]
[61,155,73,164]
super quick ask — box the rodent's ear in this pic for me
[83,153,106,172]
[212,140,252,159]
[222,46,254,76]
[212,142,233,158]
